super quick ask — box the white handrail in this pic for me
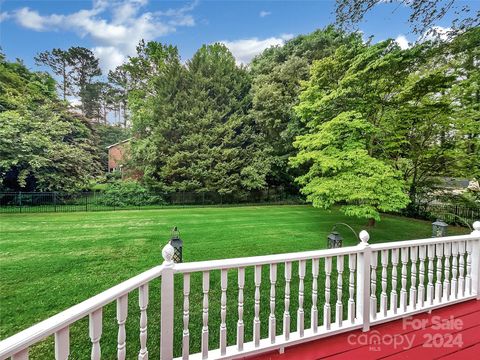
[370,233,480,250]
[173,245,363,273]
[0,265,164,359]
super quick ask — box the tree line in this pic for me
[1,25,478,222]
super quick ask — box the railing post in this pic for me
[471,221,480,300]
[161,243,175,360]
[356,230,371,332]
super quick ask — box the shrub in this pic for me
[97,181,164,207]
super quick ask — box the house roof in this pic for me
[106,138,131,149]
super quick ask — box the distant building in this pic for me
[107,139,131,173]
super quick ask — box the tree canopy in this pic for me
[0,53,101,192]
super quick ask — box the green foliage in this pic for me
[293,29,480,219]
[97,180,164,207]
[127,42,270,194]
[249,27,364,188]
[0,53,101,192]
[291,112,410,220]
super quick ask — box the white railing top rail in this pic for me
[0,265,164,359]
[173,231,480,274]
[370,232,480,251]
[174,243,364,273]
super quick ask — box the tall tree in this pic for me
[293,31,479,218]
[34,48,73,101]
[108,65,130,128]
[68,47,102,116]
[249,27,364,190]
[0,53,101,192]
[126,41,270,194]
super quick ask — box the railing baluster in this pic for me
[298,260,306,337]
[182,275,190,360]
[418,246,426,307]
[380,250,388,317]
[138,284,149,360]
[443,243,451,301]
[400,247,408,313]
[459,241,466,297]
[466,240,472,295]
[336,255,344,327]
[220,269,228,355]
[117,294,128,360]
[390,249,399,313]
[348,254,356,323]
[54,326,69,360]
[11,349,29,360]
[284,261,292,340]
[427,244,435,305]
[237,267,245,351]
[202,271,210,359]
[312,258,320,331]
[370,251,378,320]
[89,308,102,360]
[410,246,418,310]
[269,264,277,343]
[253,265,262,347]
[451,242,459,300]
[324,257,332,330]
[436,243,444,303]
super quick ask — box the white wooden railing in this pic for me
[1,222,479,360]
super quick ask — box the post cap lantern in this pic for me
[432,219,448,238]
[327,231,343,249]
[169,226,183,263]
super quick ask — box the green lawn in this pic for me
[0,205,469,358]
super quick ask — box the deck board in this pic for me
[249,300,480,360]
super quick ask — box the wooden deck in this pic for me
[250,300,480,360]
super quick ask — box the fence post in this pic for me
[161,243,175,360]
[471,221,480,300]
[356,230,371,331]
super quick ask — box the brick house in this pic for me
[107,138,131,173]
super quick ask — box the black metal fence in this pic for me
[0,188,303,213]
[418,203,480,226]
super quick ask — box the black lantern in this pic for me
[327,231,343,249]
[169,226,183,263]
[432,219,448,238]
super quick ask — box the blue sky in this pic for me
[0,0,478,74]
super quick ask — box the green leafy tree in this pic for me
[249,27,364,189]
[0,53,101,192]
[126,42,270,194]
[291,112,409,224]
[293,30,479,218]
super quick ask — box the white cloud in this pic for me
[220,34,294,65]
[11,0,197,72]
[421,26,453,42]
[395,35,410,50]
[0,12,10,23]
[259,11,271,18]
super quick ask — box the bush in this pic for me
[97,181,164,207]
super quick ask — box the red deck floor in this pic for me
[250,300,480,360]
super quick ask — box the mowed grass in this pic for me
[0,205,469,358]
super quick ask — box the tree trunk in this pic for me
[367,218,376,227]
